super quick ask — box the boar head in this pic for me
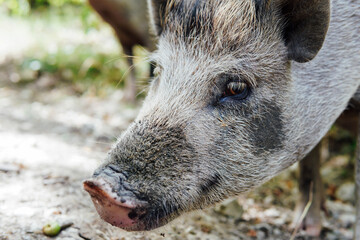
[83,0,347,231]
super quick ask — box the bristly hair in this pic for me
[160,0,282,56]
[149,0,286,88]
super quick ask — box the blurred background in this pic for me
[0,1,357,239]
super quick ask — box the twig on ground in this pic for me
[290,182,314,240]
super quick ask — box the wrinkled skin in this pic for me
[84,0,360,231]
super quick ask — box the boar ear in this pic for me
[280,0,330,62]
[148,0,169,36]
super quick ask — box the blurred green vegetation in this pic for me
[14,44,150,94]
[19,46,127,86]
[0,0,150,95]
[0,0,101,33]
[0,0,84,15]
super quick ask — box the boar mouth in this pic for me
[83,178,148,230]
[83,178,182,231]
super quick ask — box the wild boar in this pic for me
[84,0,360,234]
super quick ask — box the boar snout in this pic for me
[84,121,204,231]
[83,165,149,231]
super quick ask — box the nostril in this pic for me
[128,211,138,220]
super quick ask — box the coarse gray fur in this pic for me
[90,0,360,231]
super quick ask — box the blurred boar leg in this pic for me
[122,47,137,102]
[88,0,155,102]
[293,143,324,236]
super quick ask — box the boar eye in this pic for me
[221,81,250,101]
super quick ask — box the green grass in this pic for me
[1,4,151,95]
